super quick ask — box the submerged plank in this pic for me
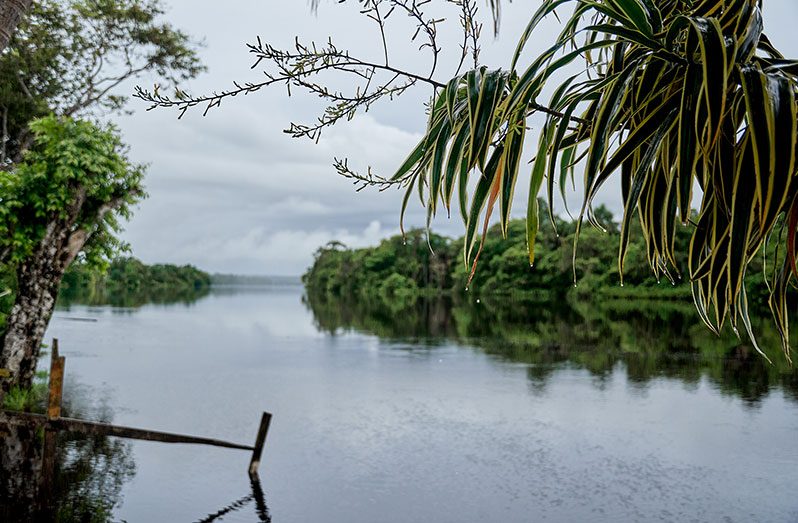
[0,410,255,451]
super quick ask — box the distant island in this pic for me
[59,257,212,307]
[303,202,774,308]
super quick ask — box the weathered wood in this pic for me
[0,410,256,451]
[46,343,64,420]
[40,429,57,497]
[249,412,272,476]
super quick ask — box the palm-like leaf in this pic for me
[391,0,798,361]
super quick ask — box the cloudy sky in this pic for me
[114,1,798,276]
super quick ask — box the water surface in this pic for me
[29,284,798,522]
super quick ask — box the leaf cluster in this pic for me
[0,116,145,269]
[0,0,204,163]
[385,0,798,360]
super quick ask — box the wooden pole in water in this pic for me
[47,338,64,420]
[249,412,272,476]
[42,338,64,502]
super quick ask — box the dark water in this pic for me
[5,284,798,522]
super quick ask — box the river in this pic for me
[8,283,798,521]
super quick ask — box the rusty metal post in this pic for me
[248,412,272,477]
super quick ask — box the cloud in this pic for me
[172,220,388,276]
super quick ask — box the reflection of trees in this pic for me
[0,425,42,520]
[0,391,136,522]
[54,431,136,522]
[303,290,798,405]
[1,386,274,521]
[0,425,136,522]
[58,284,210,309]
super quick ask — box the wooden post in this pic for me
[42,338,64,500]
[47,338,64,420]
[248,412,272,476]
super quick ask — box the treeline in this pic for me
[303,202,773,306]
[59,257,211,307]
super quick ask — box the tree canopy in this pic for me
[0,0,204,164]
[0,116,145,270]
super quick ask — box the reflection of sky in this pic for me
[44,287,798,522]
[113,1,798,275]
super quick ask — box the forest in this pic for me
[303,202,777,310]
[58,257,211,307]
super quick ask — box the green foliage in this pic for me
[60,257,211,307]
[388,0,798,360]
[0,0,203,162]
[129,0,798,359]
[304,203,699,300]
[2,372,48,412]
[0,116,145,268]
[303,232,455,299]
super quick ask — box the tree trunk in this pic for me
[0,183,125,392]
[0,222,73,392]
[0,0,32,52]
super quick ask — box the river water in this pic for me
[25,284,798,521]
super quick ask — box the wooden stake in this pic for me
[47,339,64,420]
[249,412,272,476]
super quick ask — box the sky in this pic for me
[114,0,798,276]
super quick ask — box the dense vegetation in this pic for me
[59,257,211,307]
[304,203,776,308]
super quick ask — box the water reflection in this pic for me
[58,283,210,309]
[0,405,135,521]
[196,476,271,523]
[1,383,272,522]
[304,291,798,405]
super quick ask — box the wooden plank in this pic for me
[248,412,272,476]
[0,410,255,451]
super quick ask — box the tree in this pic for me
[1,0,204,165]
[0,116,145,391]
[0,0,31,52]
[137,0,798,361]
[0,0,203,390]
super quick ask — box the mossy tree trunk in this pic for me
[0,189,120,392]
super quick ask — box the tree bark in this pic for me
[0,0,32,53]
[0,221,74,392]
[0,188,125,392]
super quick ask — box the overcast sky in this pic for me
[114,1,798,276]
